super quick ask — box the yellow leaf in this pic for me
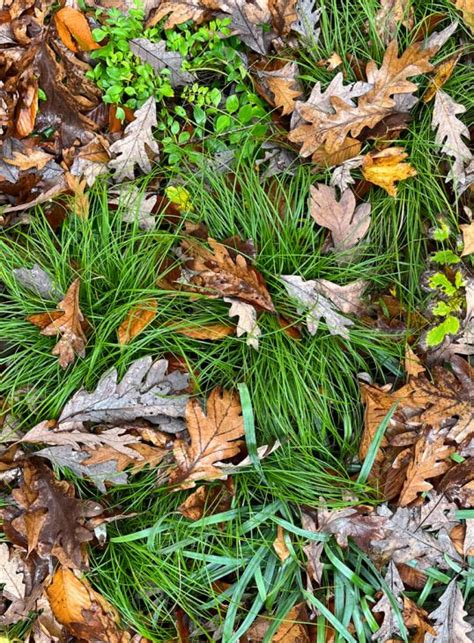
[54,7,99,52]
[273,525,290,561]
[460,221,474,256]
[454,0,474,32]
[165,185,194,212]
[117,299,158,345]
[172,322,235,340]
[362,147,417,196]
[423,53,460,103]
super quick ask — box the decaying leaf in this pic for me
[46,567,125,641]
[259,62,302,115]
[374,0,414,45]
[54,8,99,53]
[224,297,261,349]
[129,39,195,87]
[169,387,244,488]
[362,147,417,196]
[12,264,62,301]
[0,543,27,625]
[58,356,189,432]
[117,299,158,345]
[27,279,88,368]
[3,459,103,569]
[281,275,366,339]
[244,602,311,642]
[109,97,160,181]
[273,525,290,561]
[110,185,158,230]
[316,503,389,550]
[181,238,275,312]
[423,53,460,103]
[309,184,371,252]
[372,561,405,642]
[147,0,211,28]
[178,482,233,520]
[425,579,473,642]
[172,321,235,340]
[454,0,474,33]
[269,0,298,35]
[461,220,474,257]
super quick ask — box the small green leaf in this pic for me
[115,106,126,121]
[426,316,460,346]
[92,28,108,42]
[226,94,239,114]
[431,249,461,265]
[428,273,457,297]
[215,114,231,133]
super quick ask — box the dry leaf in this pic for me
[4,149,53,171]
[12,264,62,301]
[454,0,474,32]
[129,39,194,87]
[269,0,298,35]
[181,237,274,312]
[432,89,472,183]
[362,147,417,196]
[46,567,125,641]
[273,525,290,561]
[16,78,38,138]
[109,97,160,181]
[27,279,88,369]
[461,221,474,256]
[375,0,414,45]
[262,62,302,115]
[301,513,324,585]
[110,185,158,230]
[225,297,261,349]
[403,596,436,641]
[172,322,235,340]
[178,483,233,520]
[54,8,100,52]
[147,0,211,28]
[425,579,473,642]
[0,543,27,625]
[170,387,244,488]
[404,346,425,377]
[117,299,157,344]
[423,53,460,102]
[65,173,89,219]
[372,561,405,641]
[3,459,103,569]
[309,184,371,252]
[244,603,311,642]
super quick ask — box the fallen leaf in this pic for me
[273,525,290,561]
[224,297,261,349]
[65,173,89,219]
[147,0,211,28]
[425,579,473,642]
[460,221,474,256]
[260,62,302,115]
[110,185,158,230]
[269,0,298,35]
[372,561,405,642]
[4,149,53,171]
[454,0,474,33]
[3,459,103,569]
[12,264,62,301]
[217,0,271,54]
[431,89,472,184]
[58,356,189,433]
[329,155,364,191]
[181,237,275,312]
[293,0,321,39]
[46,567,125,641]
[244,603,311,642]
[317,503,389,550]
[214,440,281,473]
[312,137,362,168]
[15,76,38,138]
[301,512,324,585]
[178,483,233,520]
[375,0,414,45]
[170,387,244,488]
[27,279,88,369]
[54,7,99,52]
[362,147,417,196]
[117,299,158,345]
[423,53,460,102]
[403,596,436,641]
[70,135,110,187]
[129,39,194,87]
[309,184,371,252]
[109,96,160,181]
[172,322,235,340]
[281,275,365,339]
[0,543,27,625]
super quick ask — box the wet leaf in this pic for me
[27,279,88,369]
[170,387,244,488]
[362,147,417,196]
[117,299,158,345]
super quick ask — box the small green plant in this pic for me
[422,220,467,348]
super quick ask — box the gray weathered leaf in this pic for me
[329,156,363,191]
[425,580,473,643]
[309,184,370,252]
[130,39,195,87]
[224,297,261,349]
[281,275,359,339]
[311,278,367,314]
[293,0,321,39]
[424,21,458,53]
[218,0,272,54]
[12,264,63,301]
[0,543,27,625]
[301,512,324,586]
[109,97,160,181]
[372,561,405,642]
[432,90,472,183]
[58,356,189,430]
[256,142,297,178]
[110,185,157,230]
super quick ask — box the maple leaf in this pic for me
[425,580,473,642]
[260,62,302,115]
[372,561,406,642]
[289,40,433,155]
[46,567,126,642]
[362,147,417,196]
[58,356,189,432]
[3,459,103,569]
[117,299,158,345]
[108,97,160,181]
[431,89,472,183]
[27,279,88,369]
[374,0,414,45]
[224,297,261,349]
[180,237,275,312]
[169,387,244,488]
[281,275,366,339]
[309,184,371,252]
[129,39,195,87]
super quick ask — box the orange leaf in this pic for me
[423,53,461,102]
[273,525,290,561]
[54,7,99,52]
[172,322,235,340]
[16,81,38,138]
[117,299,157,345]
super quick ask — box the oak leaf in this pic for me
[0,543,27,625]
[261,62,302,115]
[372,561,405,642]
[181,237,275,312]
[225,297,261,349]
[54,8,99,52]
[217,0,271,54]
[374,0,414,45]
[147,0,212,28]
[269,0,298,35]
[117,299,158,345]
[4,149,53,171]
[129,39,195,87]
[425,579,473,642]
[109,97,160,181]
[27,279,88,369]
[46,567,126,642]
[423,53,460,102]
[362,147,417,196]
[110,185,158,230]
[169,387,244,488]
[3,459,103,569]
[309,184,371,252]
[244,603,311,642]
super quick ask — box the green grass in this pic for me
[1,0,473,639]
